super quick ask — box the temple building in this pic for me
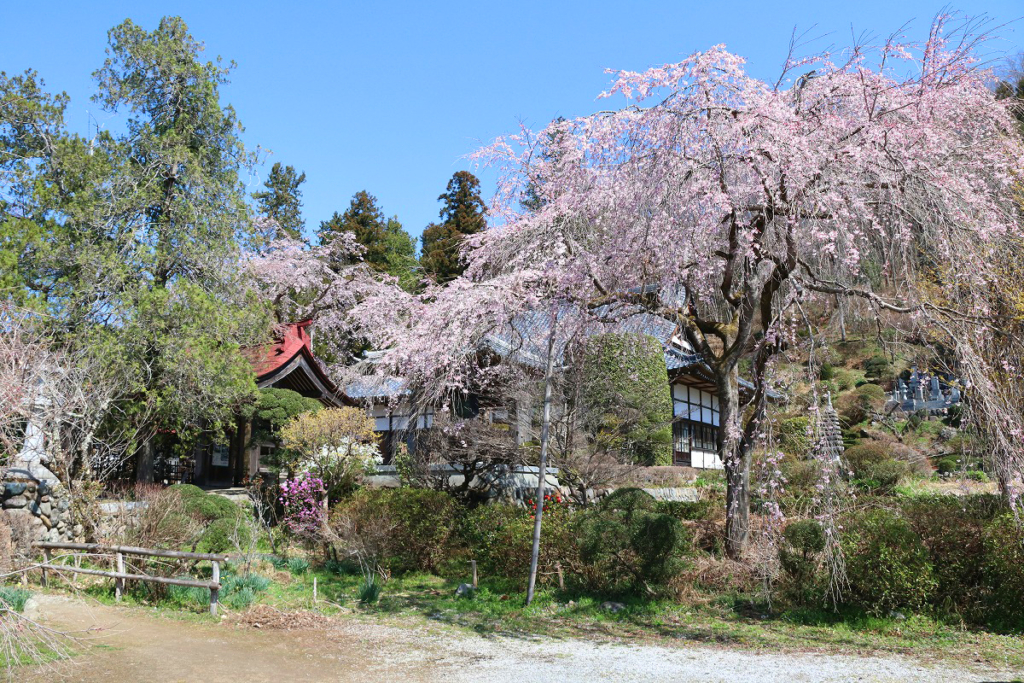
[147,320,351,487]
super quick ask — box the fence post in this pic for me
[471,560,478,589]
[115,552,125,601]
[555,561,564,591]
[210,560,220,617]
[41,548,51,588]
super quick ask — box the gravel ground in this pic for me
[25,595,1023,683]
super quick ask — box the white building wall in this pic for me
[671,384,724,470]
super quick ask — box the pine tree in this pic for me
[318,191,388,271]
[253,162,307,239]
[420,171,487,283]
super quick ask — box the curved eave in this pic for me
[256,349,353,407]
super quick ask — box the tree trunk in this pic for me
[136,437,155,484]
[836,295,847,342]
[717,366,749,559]
[526,319,557,605]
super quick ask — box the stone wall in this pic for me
[1,468,74,543]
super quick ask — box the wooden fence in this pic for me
[33,542,227,615]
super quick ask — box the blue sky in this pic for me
[2,2,1021,244]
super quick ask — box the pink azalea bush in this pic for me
[279,474,327,537]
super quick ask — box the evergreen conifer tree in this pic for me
[420,171,487,283]
[253,162,307,239]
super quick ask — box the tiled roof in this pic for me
[345,375,409,400]
[481,303,685,369]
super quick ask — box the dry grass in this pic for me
[235,604,335,630]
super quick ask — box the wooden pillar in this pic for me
[210,561,220,616]
[233,416,248,486]
[115,552,125,601]
[41,548,51,587]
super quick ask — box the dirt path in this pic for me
[23,595,1022,682]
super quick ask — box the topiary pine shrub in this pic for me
[577,488,689,595]
[778,519,826,606]
[862,354,892,382]
[578,333,674,466]
[196,516,250,554]
[842,443,909,492]
[246,388,323,472]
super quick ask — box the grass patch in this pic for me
[251,565,1024,669]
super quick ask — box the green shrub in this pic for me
[842,509,937,615]
[577,488,689,594]
[182,492,241,524]
[859,459,910,492]
[945,404,964,428]
[460,502,576,584]
[843,443,909,490]
[819,363,835,381]
[843,443,889,477]
[935,456,960,476]
[834,369,857,392]
[982,514,1024,628]
[0,587,31,612]
[331,488,459,574]
[785,519,826,554]
[654,499,713,521]
[838,384,887,426]
[196,516,249,554]
[900,495,1002,623]
[779,457,821,508]
[778,417,811,457]
[167,483,206,499]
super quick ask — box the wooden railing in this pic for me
[33,542,227,616]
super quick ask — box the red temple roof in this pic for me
[247,320,350,406]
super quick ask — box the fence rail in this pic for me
[32,541,226,615]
